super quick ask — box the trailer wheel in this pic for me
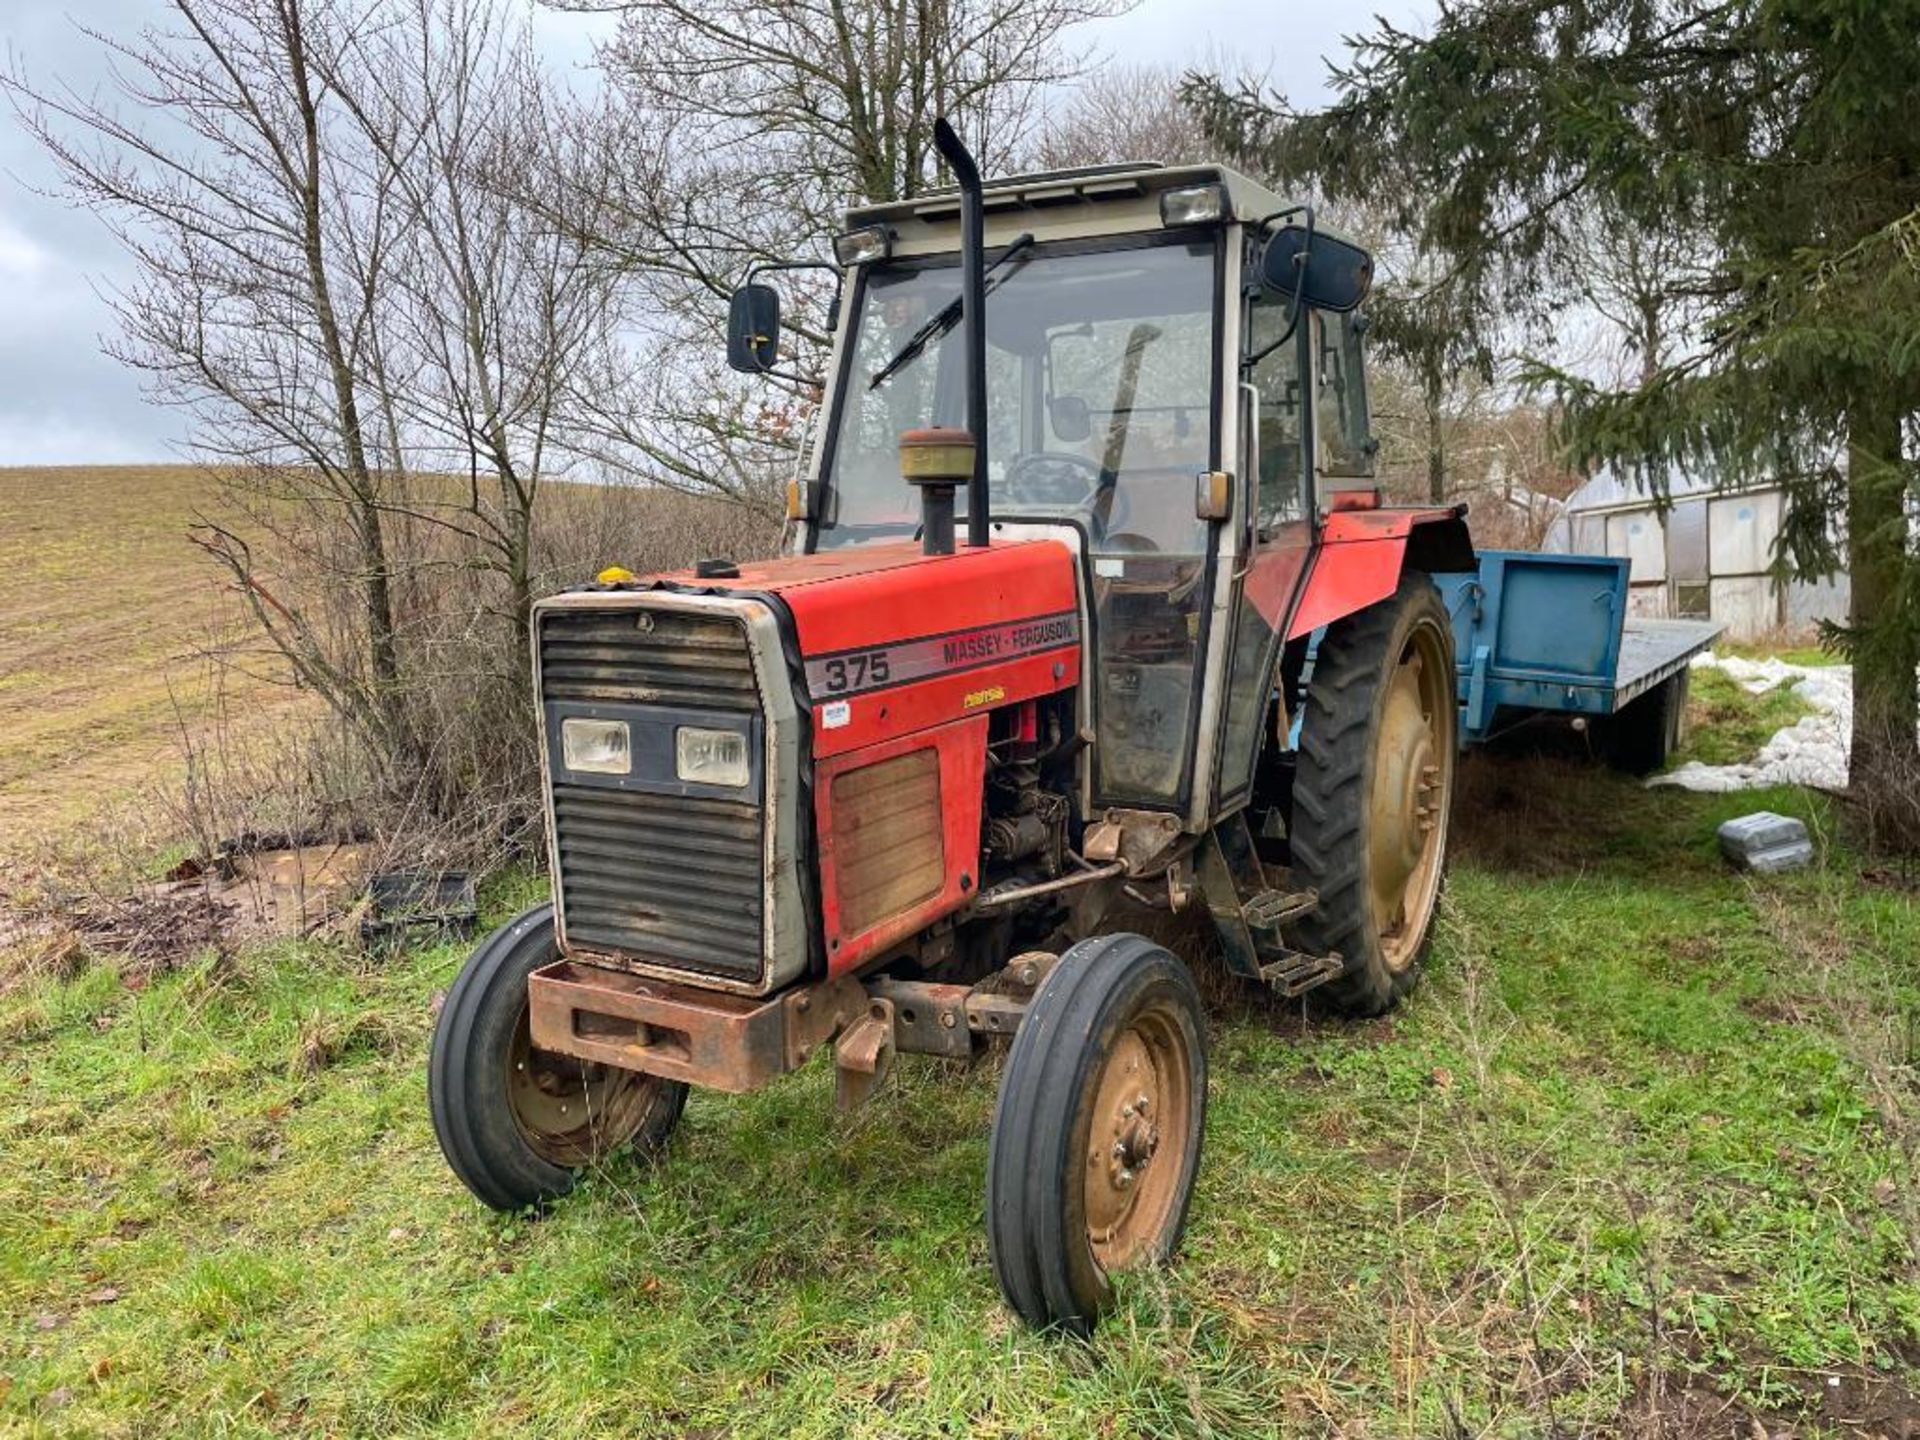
[1599,671,1689,774]
[428,904,686,1211]
[986,933,1207,1335]
[1292,571,1458,1016]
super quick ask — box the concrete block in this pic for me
[1717,811,1814,873]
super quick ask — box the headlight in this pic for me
[1159,183,1228,227]
[676,726,750,787]
[561,717,631,775]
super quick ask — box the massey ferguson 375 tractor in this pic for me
[429,121,1473,1333]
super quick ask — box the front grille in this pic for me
[549,787,764,979]
[540,605,767,984]
[539,608,759,712]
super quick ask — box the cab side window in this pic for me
[1314,310,1374,478]
[1245,296,1305,530]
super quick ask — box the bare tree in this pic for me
[6,0,430,780]
[540,0,1136,508]
[1564,215,1710,392]
[6,0,633,827]
[1035,62,1216,170]
[331,0,623,683]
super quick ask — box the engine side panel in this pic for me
[815,714,990,975]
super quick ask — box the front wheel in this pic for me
[986,933,1208,1335]
[428,904,687,1211]
[1291,571,1459,1016]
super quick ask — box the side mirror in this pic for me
[1048,394,1091,443]
[727,283,780,374]
[1258,226,1374,313]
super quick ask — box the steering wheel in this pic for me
[1003,451,1104,508]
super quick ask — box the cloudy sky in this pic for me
[0,0,1430,465]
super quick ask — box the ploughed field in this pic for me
[0,466,295,858]
[3,763,1917,1436]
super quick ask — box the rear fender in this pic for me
[1286,507,1474,640]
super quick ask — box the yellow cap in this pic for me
[597,566,637,584]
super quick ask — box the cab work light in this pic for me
[1159,183,1228,227]
[833,225,891,267]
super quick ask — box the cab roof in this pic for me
[845,162,1349,258]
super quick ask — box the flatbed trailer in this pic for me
[1437,550,1724,772]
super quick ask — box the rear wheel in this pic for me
[428,904,686,1211]
[986,933,1207,1335]
[1291,572,1458,1016]
[1599,670,1689,774]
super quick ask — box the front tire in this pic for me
[986,934,1207,1335]
[428,904,687,1211]
[1291,571,1458,1016]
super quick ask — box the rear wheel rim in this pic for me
[505,1005,654,1168]
[1083,1000,1196,1271]
[1367,618,1455,972]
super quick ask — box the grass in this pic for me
[1674,667,1821,768]
[1716,637,1839,670]
[0,467,297,856]
[3,771,1917,1437]
[0,492,1899,1433]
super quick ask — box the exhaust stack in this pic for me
[899,427,972,556]
[932,117,990,548]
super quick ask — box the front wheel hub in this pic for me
[1084,1022,1193,1266]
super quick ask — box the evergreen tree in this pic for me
[1188,0,1920,841]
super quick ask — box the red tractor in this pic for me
[429,122,1472,1334]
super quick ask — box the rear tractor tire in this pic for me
[986,934,1208,1335]
[1291,571,1459,1017]
[428,903,687,1211]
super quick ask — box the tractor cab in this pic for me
[736,158,1461,838]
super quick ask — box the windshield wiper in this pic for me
[867,233,1035,391]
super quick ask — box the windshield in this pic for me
[816,238,1218,554]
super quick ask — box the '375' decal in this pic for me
[803,611,1079,700]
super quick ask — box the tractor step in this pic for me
[1241,886,1317,932]
[1256,946,1344,998]
[1198,814,1343,991]
[1242,888,1341,997]
[1244,887,1336,998]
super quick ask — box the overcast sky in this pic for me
[0,0,1432,465]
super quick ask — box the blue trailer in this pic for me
[1437,550,1724,772]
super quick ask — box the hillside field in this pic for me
[0,466,296,859]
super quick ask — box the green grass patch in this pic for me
[1676,666,1820,767]
[1717,637,1839,669]
[2,776,1917,1436]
